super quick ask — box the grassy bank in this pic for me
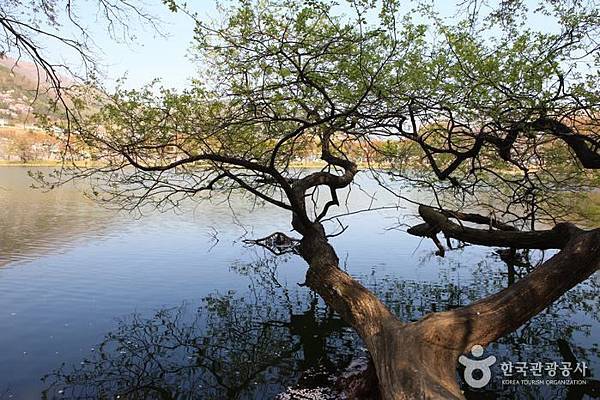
[571,192,600,226]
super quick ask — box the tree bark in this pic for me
[408,205,584,250]
[298,221,600,400]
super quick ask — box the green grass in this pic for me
[573,192,600,226]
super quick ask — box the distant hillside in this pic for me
[0,57,70,162]
[0,57,64,124]
[0,57,49,83]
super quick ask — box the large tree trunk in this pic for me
[297,222,600,400]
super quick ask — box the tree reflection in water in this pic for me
[43,252,598,400]
[42,269,357,399]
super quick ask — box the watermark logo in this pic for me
[459,345,497,388]
[458,345,591,388]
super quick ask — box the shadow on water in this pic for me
[37,251,599,400]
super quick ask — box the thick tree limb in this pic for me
[408,205,585,250]
[299,223,398,340]
[529,118,600,169]
[441,209,518,231]
[377,228,600,399]
[418,228,600,351]
[296,219,600,399]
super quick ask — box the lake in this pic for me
[0,166,597,399]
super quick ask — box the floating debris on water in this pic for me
[275,387,344,400]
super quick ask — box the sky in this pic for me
[30,0,560,91]
[39,1,220,90]
[35,0,446,90]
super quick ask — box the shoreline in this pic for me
[0,161,68,167]
[0,160,387,169]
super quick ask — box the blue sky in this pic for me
[33,0,558,91]
[91,6,200,89]
[39,1,219,89]
[40,0,440,90]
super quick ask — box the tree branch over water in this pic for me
[36,0,600,398]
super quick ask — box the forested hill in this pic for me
[0,57,62,124]
[0,57,68,162]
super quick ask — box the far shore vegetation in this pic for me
[2,124,599,225]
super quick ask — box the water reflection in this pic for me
[0,168,119,266]
[42,287,354,399]
[42,254,598,400]
[1,167,597,399]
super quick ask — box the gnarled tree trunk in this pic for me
[297,219,600,400]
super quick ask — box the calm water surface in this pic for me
[0,167,597,399]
